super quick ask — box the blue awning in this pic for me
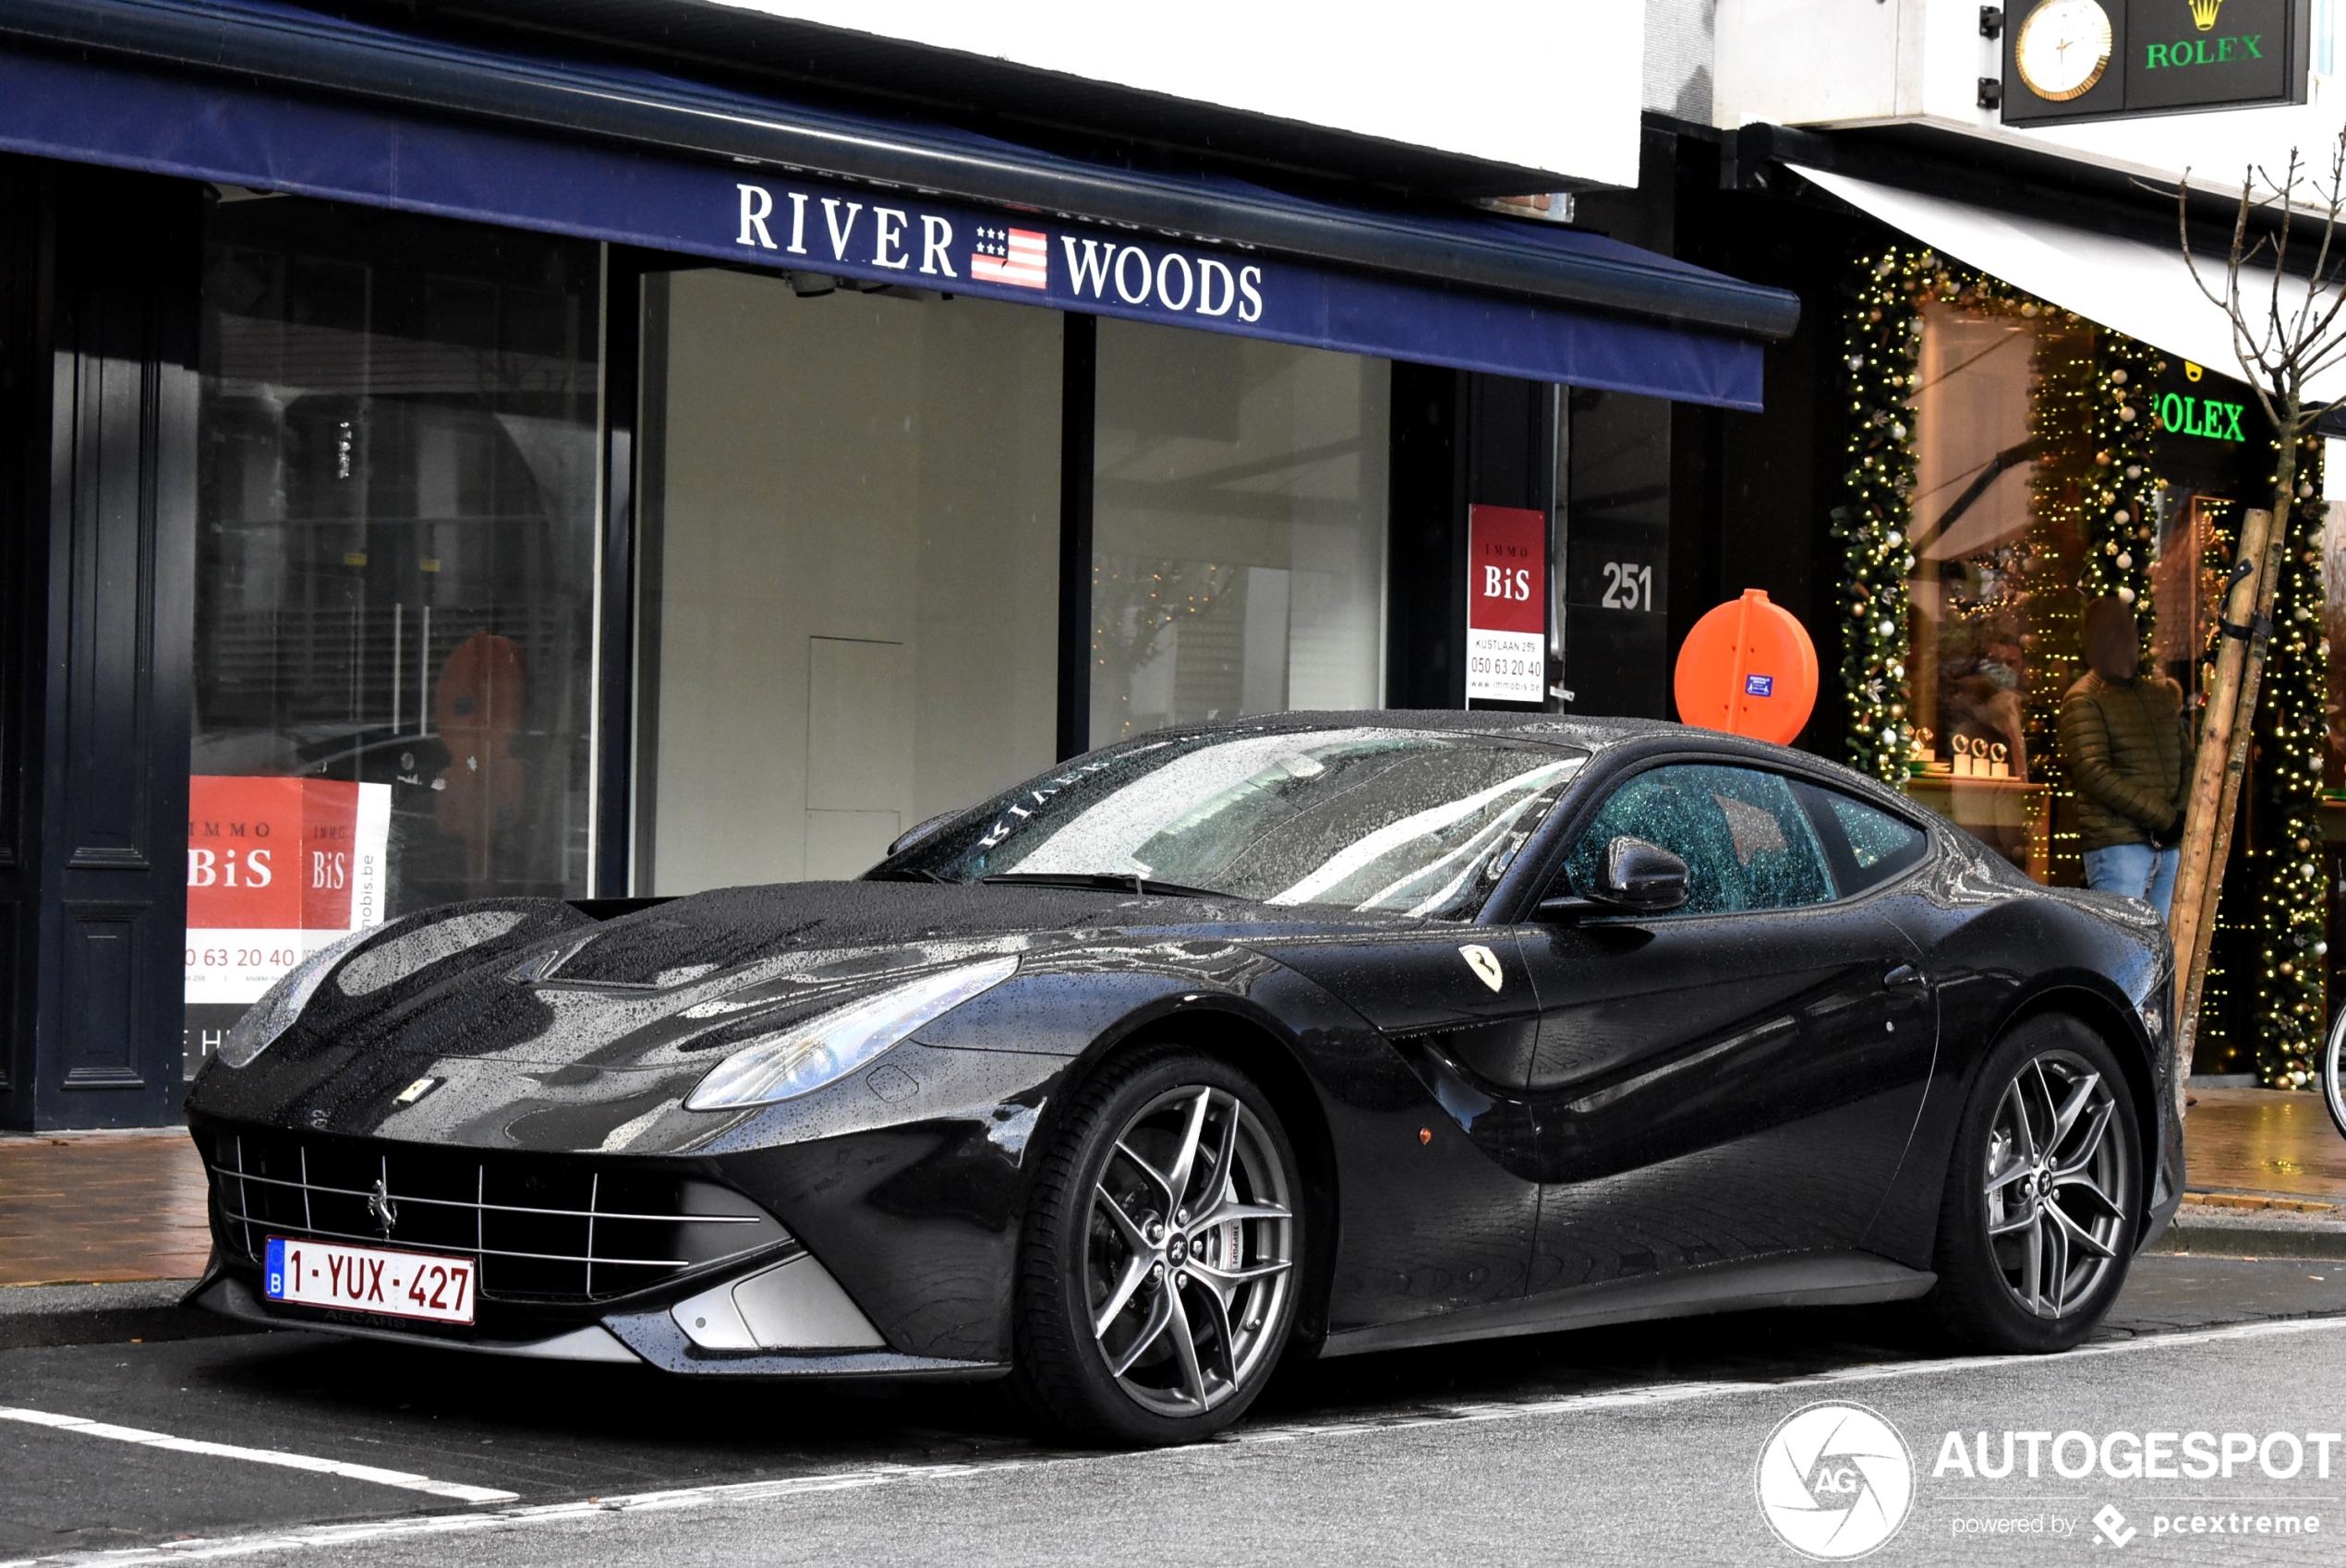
[0,0,1796,409]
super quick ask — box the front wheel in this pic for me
[1009,1047,1302,1445]
[1924,1014,2140,1353]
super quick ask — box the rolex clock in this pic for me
[2013,0,2114,102]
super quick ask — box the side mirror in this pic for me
[1536,835,1690,920]
[889,810,959,856]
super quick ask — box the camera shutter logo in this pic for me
[1755,1403,1914,1559]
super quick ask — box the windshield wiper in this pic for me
[864,866,953,883]
[981,872,1233,899]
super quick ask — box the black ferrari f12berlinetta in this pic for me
[187,713,2180,1444]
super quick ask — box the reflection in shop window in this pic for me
[189,196,600,1070]
[1904,298,2104,876]
[629,270,1061,895]
[1091,321,1388,742]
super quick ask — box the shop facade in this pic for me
[1576,0,2346,1082]
[0,2,1796,1128]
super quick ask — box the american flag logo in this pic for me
[971,225,1048,290]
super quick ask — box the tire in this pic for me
[1924,1014,2141,1353]
[1009,1046,1303,1445]
[2322,1006,2346,1141]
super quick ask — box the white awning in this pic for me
[1791,164,2344,405]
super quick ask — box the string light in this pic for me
[1832,249,1926,783]
[2251,433,2328,1089]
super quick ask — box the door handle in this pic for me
[1883,963,1926,989]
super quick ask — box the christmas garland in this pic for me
[2082,335,2163,642]
[1832,250,1925,784]
[2252,435,2328,1088]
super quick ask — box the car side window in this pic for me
[1810,788,1929,896]
[1559,764,1834,916]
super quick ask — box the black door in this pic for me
[1,165,198,1130]
[1509,762,1939,1297]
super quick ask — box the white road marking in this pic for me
[0,1406,517,1507]
[5,1312,2342,1567]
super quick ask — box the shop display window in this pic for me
[1091,320,1389,742]
[1902,298,2103,876]
[632,270,1062,894]
[191,197,601,1067]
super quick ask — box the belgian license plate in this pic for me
[264,1236,476,1324]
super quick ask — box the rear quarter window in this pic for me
[1809,789,1929,895]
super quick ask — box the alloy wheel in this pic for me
[1085,1085,1295,1417]
[1981,1048,2129,1318]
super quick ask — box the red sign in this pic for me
[1468,505,1546,633]
[1466,504,1547,701]
[187,776,367,931]
[187,776,391,1007]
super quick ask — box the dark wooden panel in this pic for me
[61,900,144,1088]
[61,295,163,871]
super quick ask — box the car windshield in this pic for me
[875,727,1585,920]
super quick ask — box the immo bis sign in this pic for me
[1466,505,1548,704]
[2000,0,2310,127]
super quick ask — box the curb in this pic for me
[0,1280,260,1350]
[2151,1210,2346,1262]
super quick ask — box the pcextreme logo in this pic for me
[1756,1403,1916,1560]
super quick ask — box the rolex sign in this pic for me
[2000,0,2310,127]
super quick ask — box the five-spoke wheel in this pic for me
[1087,1086,1295,1417]
[1981,1048,2129,1319]
[1928,1014,2139,1352]
[1011,1048,1302,1443]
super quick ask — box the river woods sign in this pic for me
[1999,0,2310,127]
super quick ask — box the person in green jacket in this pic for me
[2059,597,2192,915]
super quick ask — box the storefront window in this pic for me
[1091,321,1389,742]
[1903,297,2098,876]
[189,197,601,1066]
[632,270,1061,893]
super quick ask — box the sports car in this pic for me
[185,713,2182,1444]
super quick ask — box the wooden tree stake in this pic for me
[2169,506,2284,1114]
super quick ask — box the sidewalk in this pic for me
[0,1128,209,1288]
[3,1086,2344,1339]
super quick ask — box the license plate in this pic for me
[264,1236,476,1324]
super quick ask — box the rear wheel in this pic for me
[1010,1047,1301,1445]
[1925,1014,2139,1353]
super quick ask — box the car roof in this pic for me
[1143,710,1917,813]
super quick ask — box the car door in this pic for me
[1507,760,1938,1298]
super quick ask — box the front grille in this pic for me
[200,1127,792,1306]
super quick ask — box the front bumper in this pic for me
[187,1258,1006,1380]
[188,1067,1055,1370]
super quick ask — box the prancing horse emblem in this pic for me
[367,1176,398,1237]
[1459,944,1505,993]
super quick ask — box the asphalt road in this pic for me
[4,1255,2345,1567]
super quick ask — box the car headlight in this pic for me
[216,925,381,1068]
[684,957,1019,1111]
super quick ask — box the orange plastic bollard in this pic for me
[1672,588,1818,745]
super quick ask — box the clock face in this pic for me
[2015,0,2114,102]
